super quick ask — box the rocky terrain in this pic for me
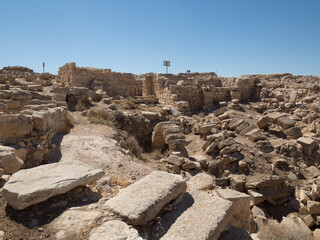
[1,65,320,239]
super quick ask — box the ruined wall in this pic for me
[57,63,135,97]
[151,73,251,111]
[0,88,69,168]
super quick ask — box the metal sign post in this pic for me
[163,60,170,74]
[43,62,45,73]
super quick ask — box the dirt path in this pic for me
[51,123,153,182]
[0,121,153,239]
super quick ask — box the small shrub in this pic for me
[114,111,125,124]
[109,174,131,187]
[127,100,137,109]
[87,106,113,126]
[88,116,112,126]
[75,100,86,111]
[127,135,143,158]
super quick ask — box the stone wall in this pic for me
[0,88,69,168]
[57,63,135,97]
[143,73,256,112]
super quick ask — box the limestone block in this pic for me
[2,161,104,210]
[214,188,251,230]
[89,220,142,240]
[0,114,33,143]
[105,171,187,225]
[0,145,27,161]
[285,127,302,140]
[307,200,320,214]
[32,111,50,131]
[0,152,23,174]
[277,117,296,130]
[257,116,270,129]
[187,173,214,191]
[161,191,233,240]
[267,112,287,124]
[165,155,185,166]
[213,107,227,117]
[297,137,317,156]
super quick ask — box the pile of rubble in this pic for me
[1,64,320,239]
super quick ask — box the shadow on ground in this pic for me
[146,193,194,240]
[5,186,101,229]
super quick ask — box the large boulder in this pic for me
[105,171,187,225]
[2,161,104,210]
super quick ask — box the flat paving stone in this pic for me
[104,171,187,225]
[161,191,233,240]
[3,160,104,210]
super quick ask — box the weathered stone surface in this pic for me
[161,191,233,240]
[0,152,23,174]
[182,161,196,171]
[152,122,188,157]
[303,214,314,228]
[32,111,50,131]
[246,175,291,206]
[285,127,302,139]
[105,171,187,225]
[50,208,104,239]
[267,112,287,123]
[257,116,270,129]
[206,139,219,153]
[2,161,104,210]
[165,155,184,166]
[297,137,317,156]
[89,220,142,240]
[307,200,320,214]
[0,114,33,143]
[230,174,246,192]
[313,229,320,240]
[213,107,227,117]
[215,188,251,229]
[277,117,296,130]
[187,173,214,191]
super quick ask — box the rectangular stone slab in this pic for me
[104,171,187,225]
[161,191,233,240]
[2,161,104,210]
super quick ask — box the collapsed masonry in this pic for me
[56,63,261,113]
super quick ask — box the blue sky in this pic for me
[1,0,319,76]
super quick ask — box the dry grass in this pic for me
[109,174,131,187]
[88,116,112,126]
[127,135,143,158]
[87,106,113,126]
[258,220,313,240]
[76,100,87,111]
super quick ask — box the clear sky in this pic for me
[1,0,319,77]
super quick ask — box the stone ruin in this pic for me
[1,63,320,239]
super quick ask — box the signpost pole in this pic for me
[163,60,170,74]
